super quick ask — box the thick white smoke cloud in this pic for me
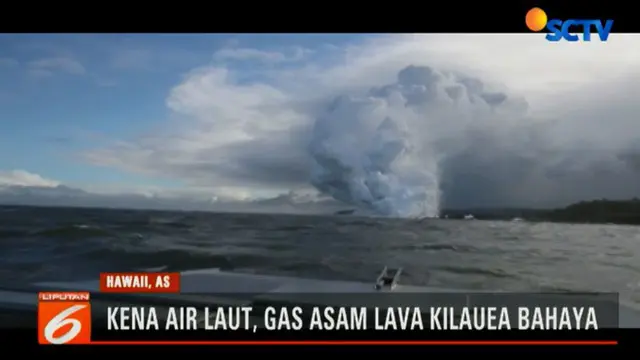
[308,66,530,217]
[82,36,640,216]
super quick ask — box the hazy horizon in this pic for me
[2,34,640,216]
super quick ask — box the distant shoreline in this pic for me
[439,199,640,225]
[3,199,640,226]
[330,199,640,226]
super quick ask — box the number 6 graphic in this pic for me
[43,305,87,344]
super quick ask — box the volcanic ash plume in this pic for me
[308,65,528,217]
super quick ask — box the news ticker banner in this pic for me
[34,272,620,345]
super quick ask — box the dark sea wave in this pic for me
[1,205,639,305]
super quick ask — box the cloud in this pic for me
[72,34,640,214]
[0,170,343,214]
[0,170,60,188]
[27,56,85,77]
[85,65,310,196]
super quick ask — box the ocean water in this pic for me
[1,205,639,306]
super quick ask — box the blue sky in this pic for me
[1,33,639,212]
[0,34,365,192]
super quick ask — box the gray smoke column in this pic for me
[308,66,528,217]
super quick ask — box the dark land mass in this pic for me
[333,199,640,225]
[334,209,357,215]
[440,198,640,225]
[3,199,640,226]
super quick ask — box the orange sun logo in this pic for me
[525,7,548,32]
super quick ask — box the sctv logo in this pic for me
[525,7,613,42]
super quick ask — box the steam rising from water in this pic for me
[308,66,530,217]
[81,58,640,217]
